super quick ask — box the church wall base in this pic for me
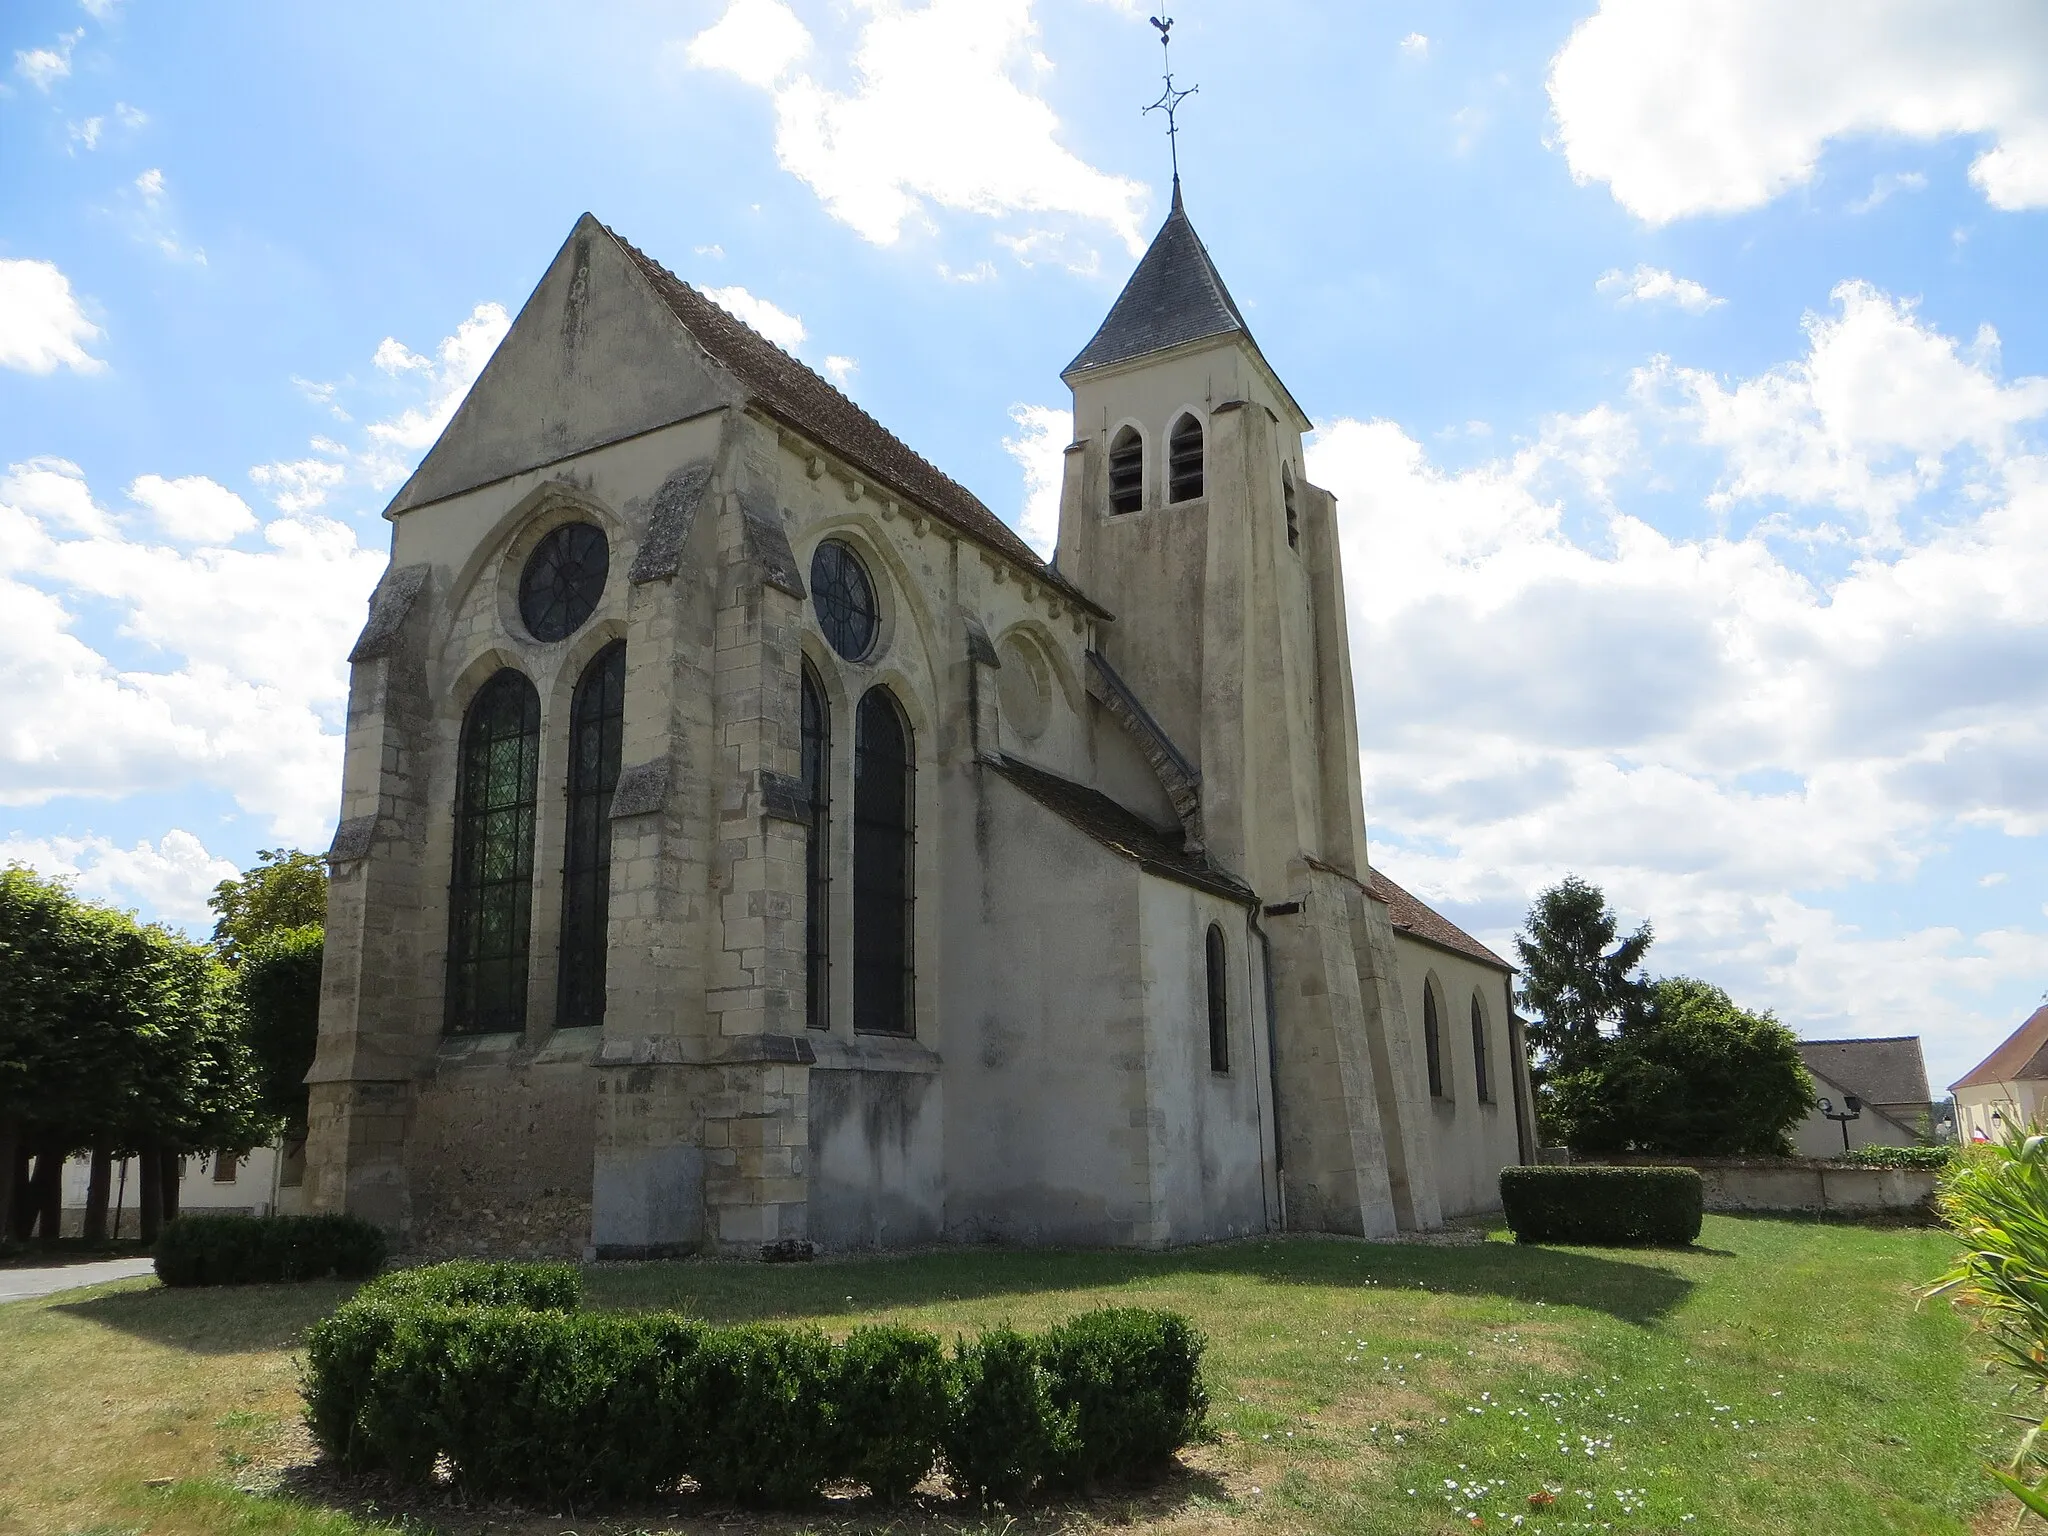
[806,1065,944,1251]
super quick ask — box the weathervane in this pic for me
[1144,15,1197,189]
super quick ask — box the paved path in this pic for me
[0,1257,156,1302]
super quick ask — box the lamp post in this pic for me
[1818,1095,1863,1154]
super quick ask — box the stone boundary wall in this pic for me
[1556,1154,1938,1216]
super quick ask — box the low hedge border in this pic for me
[1500,1165,1704,1246]
[302,1263,1207,1507]
[154,1212,387,1287]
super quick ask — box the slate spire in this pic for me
[1061,189,1252,380]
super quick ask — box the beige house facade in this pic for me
[304,193,1535,1258]
[1952,1005,2048,1142]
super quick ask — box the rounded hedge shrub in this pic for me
[300,1261,1209,1508]
[155,1212,387,1286]
[1500,1165,1704,1246]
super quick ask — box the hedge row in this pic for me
[1840,1144,1952,1171]
[1499,1166,1703,1246]
[155,1212,387,1286]
[302,1268,1205,1507]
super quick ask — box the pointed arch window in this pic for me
[1169,413,1205,503]
[802,662,831,1032]
[558,642,624,1029]
[1205,923,1229,1073]
[853,688,914,1036]
[1423,982,1445,1099]
[1108,426,1143,514]
[1471,992,1492,1103]
[1282,466,1300,550]
[447,669,541,1035]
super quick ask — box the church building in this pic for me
[304,189,1536,1257]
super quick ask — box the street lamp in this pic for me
[1818,1095,1863,1154]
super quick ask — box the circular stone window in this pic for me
[996,633,1052,740]
[810,538,879,661]
[519,522,609,642]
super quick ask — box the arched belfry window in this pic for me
[1471,992,1492,1103]
[1423,982,1445,1098]
[853,688,914,1035]
[447,668,541,1035]
[1107,426,1143,515]
[1205,924,1229,1072]
[1282,466,1300,550]
[1169,413,1204,503]
[801,662,831,1032]
[558,642,624,1029]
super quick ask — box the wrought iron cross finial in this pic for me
[1144,14,1197,188]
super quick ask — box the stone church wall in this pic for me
[1389,937,1523,1218]
[403,1032,599,1257]
[806,1052,944,1250]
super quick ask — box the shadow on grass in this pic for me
[273,1454,1233,1536]
[51,1235,1698,1359]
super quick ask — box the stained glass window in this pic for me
[1471,992,1492,1104]
[1423,983,1445,1098]
[558,642,625,1029]
[853,688,913,1035]
[1108,426,1143,514]
[1206,923,1229,1073]
[446,669,540,1035]
[811,539,879,661]
[802,662,831,1032]
[1169,413,1204,502]
[519,522,609,642]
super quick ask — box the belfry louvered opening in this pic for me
[1169,413,1204,503]
[1107,426,1143,514]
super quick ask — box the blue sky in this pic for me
[3,0,2045,1089]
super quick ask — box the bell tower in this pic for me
[1052,184,1444,1235]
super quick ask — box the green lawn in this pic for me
[0,1216,2011,1536]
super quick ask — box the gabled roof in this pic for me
[1952,1005,2048,1091]
[1363,867,1514,974]
[1063,183,1254,379]
[607,224,1106,617]
[1794,1037,1931,1108]
[987,755,1253,904]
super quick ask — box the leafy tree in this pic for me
[209,848,327,964]
[1514,875,1654,1078]
[237,925,325,1133]
[1547,977,1816,1156]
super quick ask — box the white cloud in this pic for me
[0,461,384,841]
[69,115,103,150]
[1595,264,1723,314]
[125,473,256,543]
[1850,170,1929,214]
[134,166,164,204]
[1640,281,2048,537]
[822,354,856,384]
[360,302,510,456]
[702,285,807,350]
[0,258,105,375]
[1002,403,1068,558]
[248,457,346,515]
[0,830,235,932]
[79,0,123,19]
[15,30,80,91]
[115,101,146,128]
[1295,279,2048,1088]
[1399,32,1430,57]
[687,0,1147,253]
[687,0,812,88]
[1549,0,2048,222]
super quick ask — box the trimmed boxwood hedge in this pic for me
[1500,1165,1704,1246]
[154,1212,387,1286]
[301,1262,1206,1507]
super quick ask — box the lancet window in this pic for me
[853,688,915,1035]
[802,662,831,1032]
[1206,923,1229,1072]
[557,642,624,1029]
[1169,413,1205,502]
[1108,426,1144,514]
[446,668,541,1035]
[1471,992,1492,1104]
[1423,981,1446,1099]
